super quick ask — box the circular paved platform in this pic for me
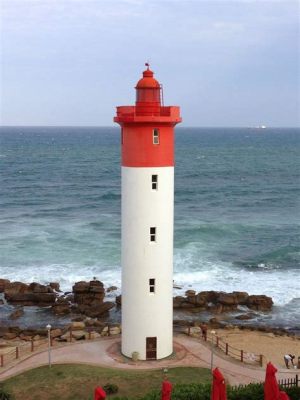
[107,340,188,365]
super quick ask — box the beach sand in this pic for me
[215,328,300,368]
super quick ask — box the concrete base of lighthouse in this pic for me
[121,166,174,360]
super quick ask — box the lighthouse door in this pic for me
[146,337,157,360]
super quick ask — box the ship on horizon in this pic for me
[255,125,267,129]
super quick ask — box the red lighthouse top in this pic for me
[114,64,181,124]
[114,65,181,168]
[135,65,161,115]
[136,64,160,88]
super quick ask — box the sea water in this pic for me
[0,127,299,329]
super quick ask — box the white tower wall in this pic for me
[121,166,174,360]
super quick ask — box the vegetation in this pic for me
[112,383,300,400]
[2,365,300,400]
[0,386,12,400]
[228,383,264,400]
[134,383,300,400]
[283,386,300,400]
[103,383,119,395]
[1,365,211,400]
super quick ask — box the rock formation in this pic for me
[173,290,273,313]
[4,281,56,306]
[72,280,115,317]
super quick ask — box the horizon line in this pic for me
[1,125,299,129]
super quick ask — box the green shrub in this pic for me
[227,383,264,400]
[284,386,300,400]
[172,383,211,400]
[0,386,12,400]
[139,389,160,400]
[112,398,130,400]
[141,383,211,400]
[103,383,119,395]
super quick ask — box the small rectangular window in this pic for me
[153,128,159,145]
[152,174,158,190]
[149,278,155,293]
[150,227,156,242]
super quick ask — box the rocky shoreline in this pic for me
[0,278,297,344]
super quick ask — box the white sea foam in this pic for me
[172,243,300,306]
[1,258,298,307]
[1,264,121,294]
[173,257,299,306]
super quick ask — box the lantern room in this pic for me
[135,64,161,116]
[135,65,161,104]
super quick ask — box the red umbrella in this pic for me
[264,362,280,400]
[94,386,106,400]
[212,367,227,400]
[161,378,172,400]
[264,362,289,400]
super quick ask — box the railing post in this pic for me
[188,326,190,336]
[260,354,263,367]
[226,343,228,355]
[16,347,19,359]
[31,339,34,352]
[216,336,219,348]
[296,375,298,387]
[1,354,4,367]
[241,350,243,363]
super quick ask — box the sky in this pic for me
[0,0,299,127]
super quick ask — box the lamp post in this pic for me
[210,330,216,400]
[210,330,216,372]
[46,324,52,368]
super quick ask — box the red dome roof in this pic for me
[136,65,160,89]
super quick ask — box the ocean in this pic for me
[0,126,299,330]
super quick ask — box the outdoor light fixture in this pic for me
[210,330,216,372]
[46,323,52,368]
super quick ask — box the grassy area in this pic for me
[1,365,211,400]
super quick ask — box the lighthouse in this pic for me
[114,64,181,360]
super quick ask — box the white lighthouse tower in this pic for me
[114,65,181,360]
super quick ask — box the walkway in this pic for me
[0,334,297,385]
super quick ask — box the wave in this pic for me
[1,254,299,328]
[173,244,299,306]
[234,245,300,270]
[100,192,121,200]
[0,263,122,293]
[1,256,297,307]
[174,223,251,247]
